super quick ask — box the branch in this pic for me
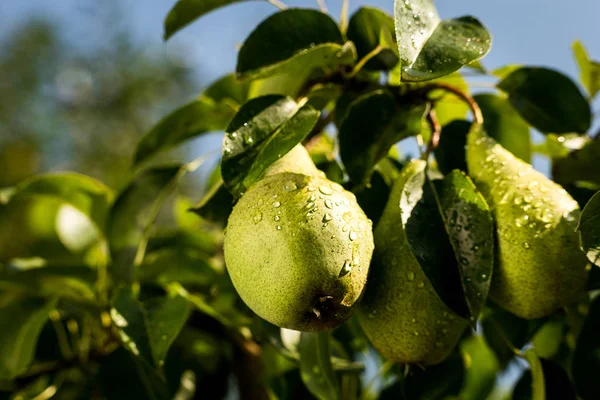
[422,82,484,125]
[422,108,441,161]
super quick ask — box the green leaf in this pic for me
[108,166,183,284]
[164,0,257,40]
[532,317,566,359]
[434,120,471,174]
[144,293,191,366]
[347,7,398,71]
[237,9,354,79]
[516,351,577,400]
[133,98,235,166]
[432,170,494,321]
[552,139,600,188]
[431,72,470,126]
[474,93,531,163]
[572,294,600,400]
[491,64,522,79]
[140,247,218,287]
[298,332,339,400]
[577,190,600,266]
[8,173,113,234]
[459,335,499,400]
[338,90,425,187]
[221,95,320,197]
[0,296,57,379]
[0,265,96,303]
[189,178,234,225]
[394,0,491,82]
[497,67,591,134]
[572,40,600,100]
[110,287,155,365]
[204,73,252,106]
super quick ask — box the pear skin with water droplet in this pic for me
[466,124,588,319]
[224,146,374,331]
[357,160,468,365]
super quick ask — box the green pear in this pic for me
[224,146,374,331]
[466,124,588,319]
[357,160,468,365]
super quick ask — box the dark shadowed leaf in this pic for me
[221,95,320,197]
[432,170,494,321]
[8,173,113,234]
[480,306,547,367]
[459,335,499,400]
[497,67,591,134]
[298,332,339,400]
[393,160,469,318]
[339,90,425,188]
[552,139,600,188]
[474,93,531,162]
[110,287,154,366]
[515,351,577,400]
[577,190,600,266]
[108,166,183,284]
[236,9,353,79]
[380,350,464,399]
[98,347,171,400]
[572,40,600,100]
[572,294,600,400]
[347,7,398,71]
[434,120,471,174]
[164,0,258,40]
[190,178,234,225]
[144,293,191,366]
[0,296,57,379]
[133,98,235,166]
[394,0,490,82]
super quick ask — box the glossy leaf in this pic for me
[432,170,494,321]
[164,0,257,40]
[394,0,491,82]
[221,95,319,197]
[236,9,352,79]
[110,287,155,365]
[577,190,600,266]
[572,294,600,400]
[474,93,531,163]
[298,332,339,400]
[434,120,471,174]
[8,173,113,233]
[396,161,470,318]
[552,139,600,187]
[497,67,591,134]
[0,297,57,379]
[339,90,425,187]
[108,166,183,284]
[133,98,235,166]
[144,294,191,366]
[572,40,600,100]
[459,335,499,400]
[347,7,398,71]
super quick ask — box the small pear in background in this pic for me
[224,146,374,331]
[466,124,588,319]
[357,160,468,366]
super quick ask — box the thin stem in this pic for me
[423,82,484,125]
[422,108,441,161]
[360,359,396,400]
[316,0,328,12]
[49,311,74,359]
[267,0,287,10]
[340,0,350,33]
[346,45,383,79]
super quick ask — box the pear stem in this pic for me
[423,82,484,125]
[422,108,441,161]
